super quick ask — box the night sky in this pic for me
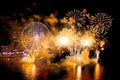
[0,0,114,16]
[0,0,118,79]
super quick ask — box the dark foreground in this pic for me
[0,58,114,80]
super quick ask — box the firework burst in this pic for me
[64,9,86,30]
[90,12,112,35]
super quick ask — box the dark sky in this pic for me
[0,0,114,16]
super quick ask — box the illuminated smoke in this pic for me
[0,8,112,66]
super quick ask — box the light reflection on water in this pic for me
[21,63,36,80]
[0,58,104,80]
[94,63,104,80]
[76,66,82,80]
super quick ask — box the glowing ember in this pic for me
[58,36,69,46]
[100,40,105,47]
[80,32,96,49]
[83,39,91,47]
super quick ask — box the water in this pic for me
[0,58,108,80]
